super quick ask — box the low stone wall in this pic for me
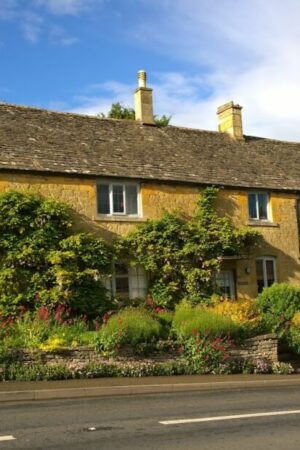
[231,333,278,363]
[8,334,278,368]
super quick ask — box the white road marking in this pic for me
[160,409,300,425]
[0,435,15,441]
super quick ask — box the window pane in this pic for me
[115,276,129,295]
[113,185,124,213]
[129,266,147,299]
[248,194,257,219]
[97,184,110,214]
[115,263,128,276]
[115,264,129,297]
[215,271,235,299]
[266,259,275,287]
[258,194,268,220]
[126,185,138,215]
[256,260,264,293]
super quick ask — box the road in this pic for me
[1,386,300,449]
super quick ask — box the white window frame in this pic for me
[248,192,272,221]
[256,256,277,290]
[104,266,148,299]
[97,181,141,217]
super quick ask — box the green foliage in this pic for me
[99,102,136,120]
[0,357,293,382]
[0,313,94,355]
[181,335,233,374]
[153,114,171,126]
[287,326,300,355]
[257,283,300,337]
[0,191,113,319]
[98,307,163,353]
[99,102,171,126]
[271,362,294,374]
[0,360,189,381]
[156,310,174,339]
[0,363,72,381]
[172,302,240,339]
[122,187,261,307]
[2,313,51,350]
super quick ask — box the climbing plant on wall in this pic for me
[0,191,113,319]
[121,187,261,308]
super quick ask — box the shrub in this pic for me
[271,362,294,374]
[38,320,92,350]
[257,283,300,337]
[121,187,261,308]
[287,326,300,355]
[156,310,174,339]
[1,313,51,350]
[98,307,163,353]
[0,363,72,381]
[181,335,234,374]
[208,297,262,336]
[0,313,96,353]
[172,302,240,339]
[0,191,113,319]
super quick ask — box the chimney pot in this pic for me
[138,70,147,88]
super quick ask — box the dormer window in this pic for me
[97,182,140,216]
[248,193,270,221]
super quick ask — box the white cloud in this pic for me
[0,0,17,20]
[33,0,98,15]
[120,0,300,141]
[0,0,95,44]
[49,25,79,45]
[70,81,134,116]
[20,11,43,43]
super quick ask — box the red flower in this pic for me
[36,306,50,322]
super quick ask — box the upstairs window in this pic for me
[256,257,277,293]
[248,193,270,221]
[97,182,139,216]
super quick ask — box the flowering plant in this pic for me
[181,334,234,374]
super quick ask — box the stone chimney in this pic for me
[134,70,155,125]
[217,101,244,140]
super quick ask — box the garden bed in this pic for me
[0,334,287,382]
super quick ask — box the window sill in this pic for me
[247,220,279,228]
[95,216,147,223]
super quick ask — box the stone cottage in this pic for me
[0,71,300,300]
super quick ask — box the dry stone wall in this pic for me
[10,334,278,368]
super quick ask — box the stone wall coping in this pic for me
[244,333,277,343]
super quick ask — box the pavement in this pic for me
[1,374,300,402]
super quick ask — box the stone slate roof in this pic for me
[1,103,300,191]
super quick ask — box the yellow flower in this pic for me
[292,312,300,327]
[39,336,65,351]
[208,298,261,329]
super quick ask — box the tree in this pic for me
[0,191,113,319]
[99,102,171,126]
[121,187,261,308]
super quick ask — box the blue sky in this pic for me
[1,0,300,140]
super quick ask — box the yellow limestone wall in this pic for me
[0,172,299,299]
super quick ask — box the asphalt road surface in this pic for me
[1,386,300,449]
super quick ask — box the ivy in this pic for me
[121,187,261,307]
[0,191,113,319]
